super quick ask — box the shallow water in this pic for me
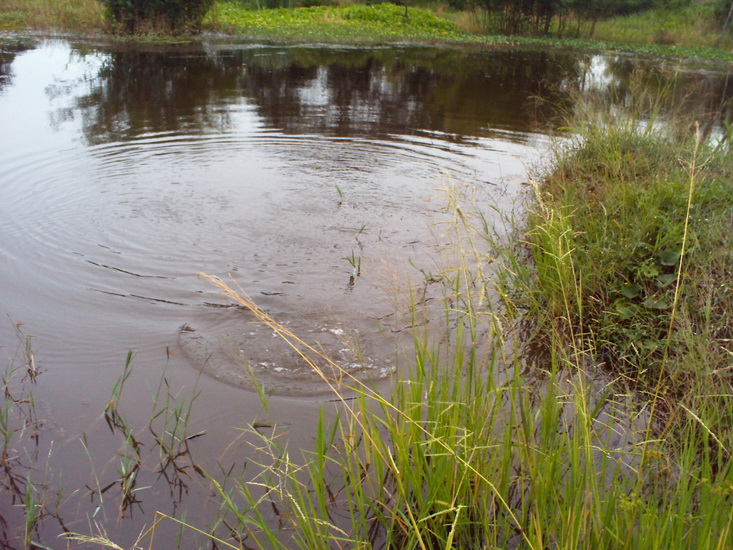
[0,36,731,547]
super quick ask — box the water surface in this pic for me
[0,37,730,547]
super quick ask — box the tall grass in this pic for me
[0,0,105,31]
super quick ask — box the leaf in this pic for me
[656,273,678,288]
[658,249,681,266]
[615,303,639,320]
[620,283,643,299]
[634,242,654,254]
[643,298,671,310]
[639,263,660,278]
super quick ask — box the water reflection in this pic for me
[576,54,733,138]
[0,37,36,91]
[48,44,733,145]
[62,45,585,143]
[57,47,248,143]
[240,47,578,139]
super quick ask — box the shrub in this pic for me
[100,0,214,33]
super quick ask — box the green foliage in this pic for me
[212,2,465,41]
[584,1,733,48]
[568,0,654,20]
[100,0,214,33]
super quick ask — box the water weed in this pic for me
[0,329,67,546]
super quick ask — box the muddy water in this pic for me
[0,37,731,547]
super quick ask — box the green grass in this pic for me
[591,2,733,51]
[522,89,733,405]
[1,0,732,63]
[203,3,733,62]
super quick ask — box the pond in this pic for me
[0,36,731,547]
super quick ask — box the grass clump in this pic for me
[523,92,733,403]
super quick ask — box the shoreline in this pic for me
[2,5,733,67]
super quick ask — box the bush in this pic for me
[100,0,214,33]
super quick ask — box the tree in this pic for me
[467,0,563,35]
[567,0,654,38]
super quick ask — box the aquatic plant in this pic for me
[0,329,67,546]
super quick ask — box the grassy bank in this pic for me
[207,1,465,42]
[2,0,733,64]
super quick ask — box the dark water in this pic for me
[0,36,731,547]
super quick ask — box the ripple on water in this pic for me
[2,116,535,395]
[178,318,397,396]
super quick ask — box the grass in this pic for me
[522,87,733,409]
[0,0,104,32]
[204,2,733,62]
